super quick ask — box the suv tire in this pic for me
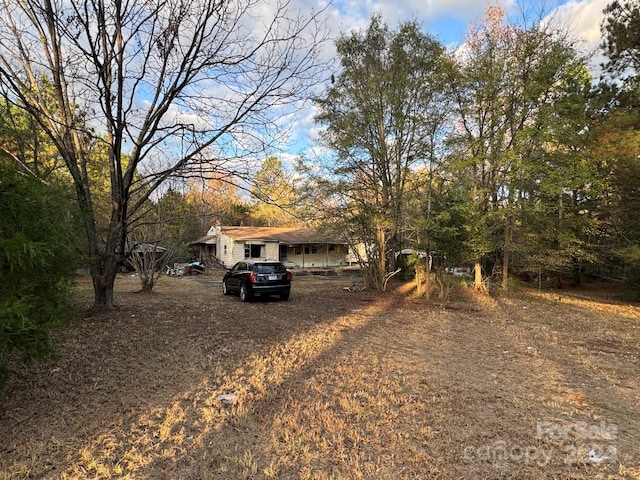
[239,283,251,302]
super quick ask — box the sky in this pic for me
[282,0,612,164]
[323,0,608,50]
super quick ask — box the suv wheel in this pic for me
[239,283,251,302]
[222,280,230,295]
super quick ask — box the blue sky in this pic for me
[279,0,611,164]
[322,0,607,50]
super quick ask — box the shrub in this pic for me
[0,163,78,390]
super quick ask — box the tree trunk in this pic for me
[91,238,123,307]
[376,222,386,291]
[474,261,483,290]
[571,257,581,286]
[87,196,127,308]
[502,217,512,290]
[91,264,117,307]
[85,218,125,308]
[424,263,431,301]
[502,251,509,290]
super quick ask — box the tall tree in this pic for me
[250,157,302,227]
[595,0,640,296]
[186,175,251,228]
[448,5,590,289]
[314,15,450,290]
[0,0,330,307]
[601,0,640,88]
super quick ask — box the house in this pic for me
[189,225,354,268]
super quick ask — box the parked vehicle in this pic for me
[222,260,292,302]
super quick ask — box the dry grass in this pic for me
[1,271,639,479]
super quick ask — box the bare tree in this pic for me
[0,0,330,307]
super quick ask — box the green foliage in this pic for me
[250,157,303,227]
[601,0,640,80]
[447,5,593,288]
[0,163,78,389]
[0,91,64,178]
[592,3,640,296]
[314,15,449,289]
[615,245,640,299]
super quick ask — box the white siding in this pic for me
[219,237,281,266]
[204,226,357,268]
[264,242,279,261]
[218,235,235,267]
[284,244,351,268]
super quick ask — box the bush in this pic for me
[623,268,640,301]
[0,164,78,390]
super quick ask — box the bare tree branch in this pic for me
[0,0,332,306]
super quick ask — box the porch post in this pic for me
[326,243,329,267]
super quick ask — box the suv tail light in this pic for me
[286,271,292,281]
[248,272,257,283]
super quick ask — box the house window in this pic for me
[244,244,262,258]
[304,245,318,255]
[329,244,335,252]
[296,244,318,255]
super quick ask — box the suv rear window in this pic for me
[255,263,286,274]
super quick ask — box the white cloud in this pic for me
[548,0,608,50]
[543,0,609,75]
[321,0,607,42]
[267,0,612,161]
[424,0,516,21]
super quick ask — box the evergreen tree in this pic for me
[595,0,640,296]
[0,163,78,389]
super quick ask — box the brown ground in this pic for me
[0,271,639,479]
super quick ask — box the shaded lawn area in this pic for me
[1,272,639,479]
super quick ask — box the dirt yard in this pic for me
[1,270,639,479]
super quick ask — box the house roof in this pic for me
[190,226,347,245]
[188,234,216,245]
[222,226,346,244]
[125,242,168,253]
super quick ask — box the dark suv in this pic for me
[222,260,292,302]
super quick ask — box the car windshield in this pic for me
[255,263,286,274]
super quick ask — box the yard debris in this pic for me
[216,393,238,405]
[166,261,205,276]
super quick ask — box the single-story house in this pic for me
[189,225,355,268]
